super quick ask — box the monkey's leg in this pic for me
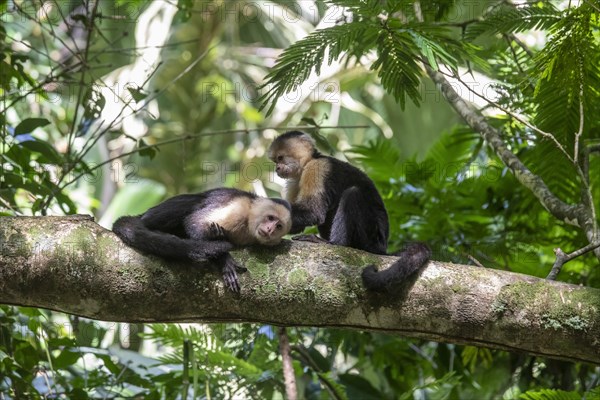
[327,187,388,254]
[114,216,233,260]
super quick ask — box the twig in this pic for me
[467,254,485,268]
[278,327,297,400]
[432,18,482,28]
[182,339,191,400]
[440,66,597,230]
[506,33,534,58]
[582,0,600,13]
[60,124,370,189]
[291,345,345,400]
[442,69,574,164]
[504,34,525,74]
[67,0,100,159]
[574,52,585,165]
[547,241,600,280]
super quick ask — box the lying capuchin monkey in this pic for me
[113,188,292,292]
[268,131,430,291]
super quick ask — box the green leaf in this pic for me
[465,3,562,40]
[68,388,90,399]
[19,139,63,164]
[261,22,378,114]
[128,86,149,102]
[99,179,166,227]
[53,349,81,369]
[14,118,50,136]
[520,389,581,400]
[96,353,122,374]
[371,29,422,109]
[83,88,106,119]
[139,140,158,159]
[339,373,380,400]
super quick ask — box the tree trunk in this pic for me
[1,216,599,365]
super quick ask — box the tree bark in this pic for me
[1,216,599,365]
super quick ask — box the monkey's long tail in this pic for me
[112,216,232,261]
[361,242,431,291]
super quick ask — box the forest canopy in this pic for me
[1,0,599,398]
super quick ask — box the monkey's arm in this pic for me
[290,203,327,234]
[114,216,244,292]
[113,216,234,262]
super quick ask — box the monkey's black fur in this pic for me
[291,154,390,255]
[113,188,291,293]
[362,242,431,291]
[270,131,430,291]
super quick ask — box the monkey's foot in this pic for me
[219,254,248,293]
[292,234,328,244]
[222,261,241,293]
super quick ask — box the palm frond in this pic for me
[426,127,481,168]
[260,22,377,114]
[407,27,460,71]
[533,8,600,143]
[326,0,384,16]
[465,3,562,40]
[371,29,422,108]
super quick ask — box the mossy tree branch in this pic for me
[1,216,599,365]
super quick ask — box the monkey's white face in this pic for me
[268,136,314,180]
[273,155,302,179]
[255,214,287,245]
[251,201,292,245]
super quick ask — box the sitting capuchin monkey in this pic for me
[113,188,292,292]
[268,131,430,291]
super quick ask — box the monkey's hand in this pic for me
[208,222,227,240]
[292,234,328,244]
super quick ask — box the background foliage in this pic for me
[1,0,599,398]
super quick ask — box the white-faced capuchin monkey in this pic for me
[268,131,430,291]
[113,188,292,292]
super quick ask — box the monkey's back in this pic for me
[318,155,389,254]
[141,188,255,236]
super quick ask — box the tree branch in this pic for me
[1,217,600,365]
[425,65,585,227]
[412,2,597,255]
[278,327,297,400]
[547,241,600,280]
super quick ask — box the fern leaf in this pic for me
[520,388,581,400]
[408,28,459,71]
[371,29,422,108]
[466,3,562,40]
[260,22,377,114]
[533,9,600,142]
[326,0,384,16]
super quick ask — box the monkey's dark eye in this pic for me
[267,215,276,221]
[276,223,282,230]
[277,155,283,161]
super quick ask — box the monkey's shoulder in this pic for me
[297,157,331,200]
[197,196,253,232]
[324,156,367,179]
